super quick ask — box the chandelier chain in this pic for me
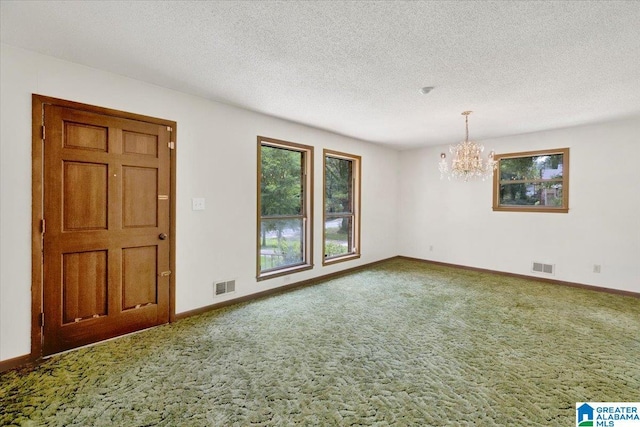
[465,114,469,142]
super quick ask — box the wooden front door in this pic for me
[41,102,173,355]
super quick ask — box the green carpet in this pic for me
[1,258,639,426]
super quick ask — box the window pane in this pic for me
[493,148,569,213]
[261,145,303,216]
[500,154,564,181]
[323,150,360,264]
[325,157,353,214]
[499,183,564,207]
[324,216,352,258]
[259,218,304,272]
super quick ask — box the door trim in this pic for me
[31,94,177,360]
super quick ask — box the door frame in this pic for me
[31,94,177,360]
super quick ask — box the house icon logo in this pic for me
[577,403,594,426]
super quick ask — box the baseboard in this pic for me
[398,256,640,299]
[175,257,395,320]
[0,353,35,373]
[6,254,633,372]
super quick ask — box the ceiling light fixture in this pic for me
[438,111,497,181]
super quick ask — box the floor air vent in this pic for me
[214,280,236,296]
[532,262,554,275]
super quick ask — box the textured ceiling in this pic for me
[1,1,639,149]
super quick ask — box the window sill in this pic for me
[492,206,569,213]
[257,264,313,282]
[323,253,361,266]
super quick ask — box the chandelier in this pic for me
[439,111,497,181]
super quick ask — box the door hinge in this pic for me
[41,219,46,235]
[41,125,46,140]
[168,141,175,150]
[40,312,45,327]
[167,126,173,132]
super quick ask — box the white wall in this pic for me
[3,42,638,363]
[0,44,399,361]
[398,117,640,293]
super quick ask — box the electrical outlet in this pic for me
[429,245,434,252]
[192,198,205,211]
[593,264,601,273]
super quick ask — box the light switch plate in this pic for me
[192,198,205,211]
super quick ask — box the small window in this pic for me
[257,137,313,280]
[323,149,361,265]
[493,148,569,213]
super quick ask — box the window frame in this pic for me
[492,147,569,213]
[323,149,361,265]
[257,136,314,280]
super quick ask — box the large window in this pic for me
[323,149,361,264]
[493,148,569,213]
[257,137,313,280]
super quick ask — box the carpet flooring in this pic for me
[1,258,639,426]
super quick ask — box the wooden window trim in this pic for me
[257,136,314,281]
[492,147,569,213]
[323,149,361,266]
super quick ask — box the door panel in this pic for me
[62,250,108,323]
[122,166,157,228]
[43,104,171,355]
[123,131,158,157]
[122,246,158,310]
[64,122,108,152]
[63,162,109,230]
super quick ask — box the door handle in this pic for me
[159,233,168,240]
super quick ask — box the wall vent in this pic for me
[532,262,554,275]
[214,280,236,296]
